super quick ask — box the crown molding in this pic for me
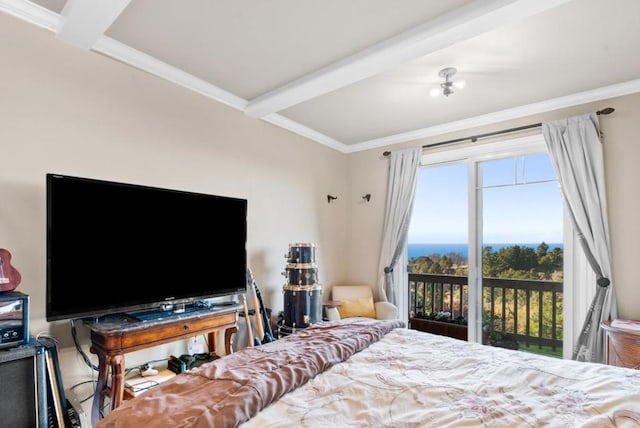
[93,37,249,112]
[0,0,58,31]
[345,79,640,153]
[262,114,347,153]
[92,37,349,152]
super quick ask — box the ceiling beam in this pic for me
[244,0,572,119]
[57,0,131,50]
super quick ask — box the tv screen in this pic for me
[46,173,247,321]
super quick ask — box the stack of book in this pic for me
[124,369,176,398]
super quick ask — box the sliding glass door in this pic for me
[408,136,565,356]
[478,154,563,355]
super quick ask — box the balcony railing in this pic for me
[409,273,563,351]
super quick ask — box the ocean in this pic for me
[408,243,563,260]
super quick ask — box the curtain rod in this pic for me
[382,107,615,157]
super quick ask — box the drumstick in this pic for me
[251,279,265,341]
[240,294,254,348]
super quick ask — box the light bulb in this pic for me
[429,88,442,97]
[454,79,466,89]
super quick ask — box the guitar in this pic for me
[247,269,275,343]
[246,270,262,346]
[239,294,255,348]
[251,281,265,341]
[0,248,21,292]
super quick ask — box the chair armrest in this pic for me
[374,301,398,320]
[325,306,341,321]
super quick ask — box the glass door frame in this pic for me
[420,134,551,344]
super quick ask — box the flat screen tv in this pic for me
[46,173,247,321]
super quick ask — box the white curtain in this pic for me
[562,213,597,360]
[543,113,617,364]
[376,147,421,306]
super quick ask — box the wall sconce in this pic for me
[327,195,337,203]
[362,194,371,202]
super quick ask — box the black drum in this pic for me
[282,263,318,285]
[285,243,316,264]
[283,284,322,328]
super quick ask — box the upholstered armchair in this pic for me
[325,285,398,321]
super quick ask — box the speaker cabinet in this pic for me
[0,343,47,428]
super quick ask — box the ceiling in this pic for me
[3,0,640,153]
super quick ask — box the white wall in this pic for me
[0,12,348,397]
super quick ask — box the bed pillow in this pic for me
[337,296,376,318]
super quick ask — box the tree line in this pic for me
[409,242,563,281]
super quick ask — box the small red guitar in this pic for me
[0,249,21,292]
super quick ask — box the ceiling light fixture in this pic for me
[430,67,465,97]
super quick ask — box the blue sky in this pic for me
[408,154,563,244]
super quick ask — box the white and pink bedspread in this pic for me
[99,318,640,427]
[242,323,640,428]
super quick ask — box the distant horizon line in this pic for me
[408,242,563,259]
[408,242,563,245]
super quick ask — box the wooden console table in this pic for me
[84,306,239,424]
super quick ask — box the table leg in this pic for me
[207,331,217,354]
[109,354,125,411]
[225,325,238,354]
[208,326,238,355]
[91,347,109,426]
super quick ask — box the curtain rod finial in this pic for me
[597,107,615,115]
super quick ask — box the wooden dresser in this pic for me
[601,320,640,369]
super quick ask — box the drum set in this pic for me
[279,242,323,337]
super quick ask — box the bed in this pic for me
[96,318,640,427]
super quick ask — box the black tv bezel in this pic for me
[45,173,247,322]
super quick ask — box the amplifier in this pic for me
[0,342,48,427]
[0,291,29,349]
